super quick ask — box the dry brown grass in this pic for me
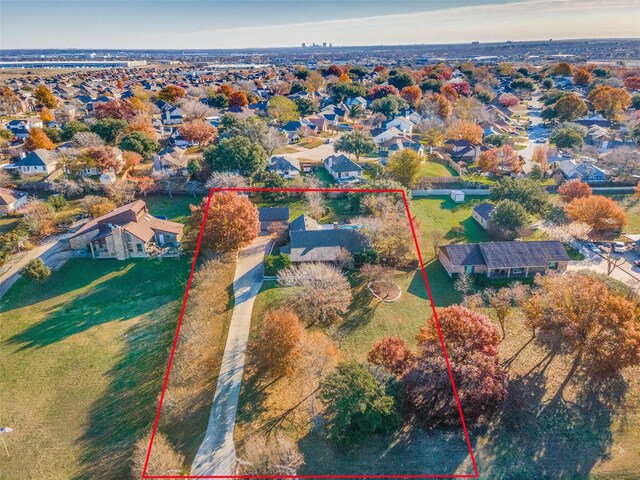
[159,256,236,464]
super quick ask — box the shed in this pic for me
[451,190,465,203]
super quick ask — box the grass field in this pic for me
[417,161,459,177]
[612,194,640,234]
[144,194,201,224]
[0,257,191,479]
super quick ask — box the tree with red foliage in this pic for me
[188,191,260,253]
[158,85,186,103]
[558,179,592,202]
[367,84,399,100]
[94,99,134,121]
[450,81,471,97]
[405,305,507,426]
[179,120,218,146]
[24,127,55,150]
[228,90,249,108]
[524,272,640,378]
[326,64,344,77]
[84,146,123,173]
[624,76,640,91]
[134,176,155,197]
[400,85,422,108]
[368,337,414,376]
[498,93,519,107]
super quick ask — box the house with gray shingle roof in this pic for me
[472,203,495,230]
[14,149,57,175]
[439,240,571,278]
[268,156,301,178]
[324,154,363,181]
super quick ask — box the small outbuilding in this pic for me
[451,190,465,203]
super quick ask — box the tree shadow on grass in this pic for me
[337,284,379,334]
[298,422,475,476]
[408,261,462,308]
[481,354,628,479]
[72,299,182,480]
[4,259,187,351]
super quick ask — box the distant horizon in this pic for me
[1,0,639,50]
[1,37,639,54]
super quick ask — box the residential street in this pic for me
[190,235,273,476]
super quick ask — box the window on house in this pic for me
[549,262,558,270]
[136,244,143,253]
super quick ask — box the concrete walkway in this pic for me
[191,235,273,476]
[0,226,80,300]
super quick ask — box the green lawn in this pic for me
[417,161,458,177]
[612,194,640,234]
[0,257,191,479]
[0,215,20,234]
[144,194,200,224]
[409,196,491,256]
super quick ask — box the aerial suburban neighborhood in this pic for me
[0,1,639,479]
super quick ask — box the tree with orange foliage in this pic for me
[531,145,548,169]
[179,120,218,147]
[566,195,626,232]
[406,305,507,425]
[524,271,640,378]
[158,85,186,103]
[635,181,640,196]
[338,73,352,83]
[587,85,632,121]
[400,85,422,108]
[122,150,143,170]
[135,175,155,197]
[34,85,58,108]
[188,191,260,252]
[24,127,55,150]
[495,144,522,174]
[217,84,234,97]
[476,149,499,174]
[445,120,483,144]
[572,68,592,86]
[367,337,414,376]
[253,308,303,376]
[128,96,150,114]
[228,90,248,108]
[558,179,592,202]
[440,83,459,103]
[127,114,157,139]
[40,107,54,123]
[554,62,573,76]
[116,79,124,90]
[431,93,452,120]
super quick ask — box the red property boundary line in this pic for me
[143,187,479,479]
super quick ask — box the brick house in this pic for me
[69,200,183,260]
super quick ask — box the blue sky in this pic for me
[0,0,638,49]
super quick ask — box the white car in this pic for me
[587,243,603,254]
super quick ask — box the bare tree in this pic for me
[429,229,446,259]
[72,131,105,148]
[278,263,352,324]
[237,433,304,478]
[260,127,287,157]
[106,179,137,205]
[205,172,249,189]
[179,98,217,120]
[454,272,473,296]
[604,250,626,276]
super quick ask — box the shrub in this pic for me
[23,258,51,281]
[263,253,291,276]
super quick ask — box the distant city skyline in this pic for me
[1,0,638,50]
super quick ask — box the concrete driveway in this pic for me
[282,141,336,163]
[190,235,273,476]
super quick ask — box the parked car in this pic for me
[586,243,603,254]
[613,242,627,253]
[633,260,640,267]
[534,138,546,143]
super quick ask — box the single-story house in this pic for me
[258,206,289,233]
[472,203,495,230]
[69,200,183,260]
[0,187,28,215]
[284,214,367,263]
[443,139,489,163]
[558,158,608,183]
[14,149,58,175]
[371,126,404,145]
[268,156,301,177]
[439,240,571,278]
[324,154,363,181]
